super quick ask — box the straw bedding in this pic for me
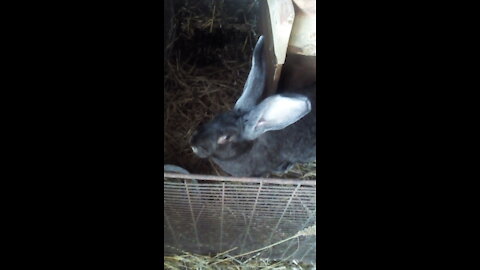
[164,0,316,179]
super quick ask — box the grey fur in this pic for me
[234,36,265,113]
[190,36,316,177]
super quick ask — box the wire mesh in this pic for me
[164,173,316,264]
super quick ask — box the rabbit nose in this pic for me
[192,145,209,158]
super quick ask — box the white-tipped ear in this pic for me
[242,94,311,140]
[234,36,266,113]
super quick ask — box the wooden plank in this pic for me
[258,0,295,97]
[292,0,316,15]
[267,0,295,64]
[288,0,316,56]
[280,0,316,90]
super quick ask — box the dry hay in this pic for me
[164,225,316,269]
[164,254,315,270]
[164,0,316,179]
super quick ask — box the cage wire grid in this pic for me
[164,173,317,264]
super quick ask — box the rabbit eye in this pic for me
[217,135,231,144]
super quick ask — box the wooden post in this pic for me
[258,0,295,98]
[259,0,316,94]
[281,0,317,90]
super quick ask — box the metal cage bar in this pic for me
[164,173,316,264]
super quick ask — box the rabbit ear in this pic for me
[234,36,266,113]
[242,94,311,140]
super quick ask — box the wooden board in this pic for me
[283,0,316,89]
[259,0,295,97]
[259,0,316,95]
[288,0,316,56]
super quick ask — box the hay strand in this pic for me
[164,225,316,269]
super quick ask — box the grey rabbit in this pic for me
[190,35,316,177]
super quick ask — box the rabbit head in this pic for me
[190,36,312,164]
